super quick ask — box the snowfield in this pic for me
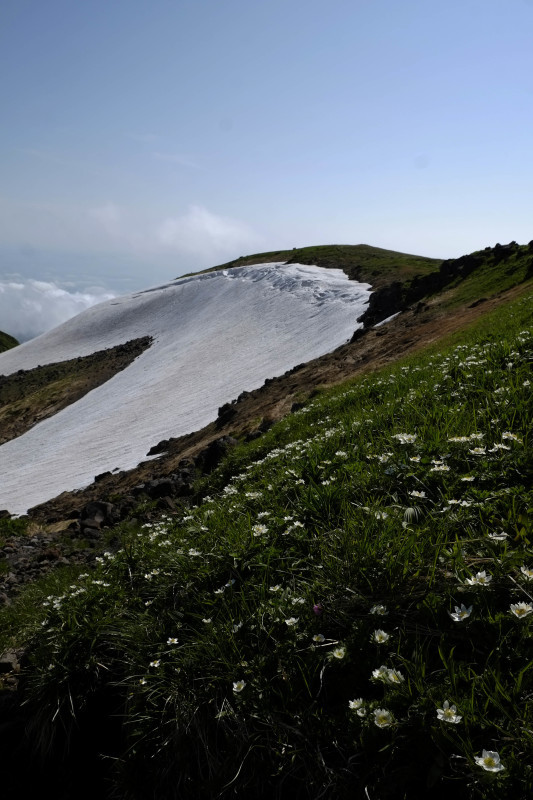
[0,263,371,514]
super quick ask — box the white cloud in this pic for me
[0,279,115,342]
[0,196,262,266]
[156,205,261,260]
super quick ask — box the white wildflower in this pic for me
[331,646,346,659]
[510,602,533,618]
[372,665,404,684]
[372,629,390,644]
[465,571,492,587]
[373,708,394,728]
[474,750,505,772]
[393,433,417,444]
[436,700,462,724]
[449,604,473,622]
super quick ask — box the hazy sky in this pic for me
[1,0,533,310]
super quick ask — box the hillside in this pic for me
[0,330,19,353]
[0,263,373,515]
[0,240,529,527]
[0,262,531,800]
[200,243,442,289]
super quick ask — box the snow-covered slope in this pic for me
[0,263,371,514]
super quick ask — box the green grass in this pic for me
[438,243,533,308]
[3,291,533,799]
[183,243,442,288]
[0,330,19,353]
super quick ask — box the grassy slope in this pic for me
[189,242,533,326]
[440,242,533,307]
[2,265,532,799]
[184,243,442,288]
[0,330,19,353]
[0,337,152,445]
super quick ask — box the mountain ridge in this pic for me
[0,239,531,528]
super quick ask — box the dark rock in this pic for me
[81,517,101,531]
[94,471,112,483]
[0,510,11,519]
[80,501,118,526]
[156,497,176,511]
[468,297,488,308]
[145,478,177,499]
[350,327,366,343]
[147,439,171,456]
[358,281,403,327]
[216,401,238,428]
[82,528,100,540]
[195,436,238,473]
[37,548,60,562]
[0,650,21,674]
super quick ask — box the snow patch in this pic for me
[0,263,371,514]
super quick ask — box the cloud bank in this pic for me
[156,205,259,260]
[0,197,262,268]
[0,279,115,342]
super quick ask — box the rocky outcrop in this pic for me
[194,436,238,473]
[357,242,533,328]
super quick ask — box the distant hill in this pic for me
[193,243,443,288]
[0,330,19,353]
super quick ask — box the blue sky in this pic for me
[1,0,532,305]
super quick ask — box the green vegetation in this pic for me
[186,243,442,288]
[0,336,151,444]
[439,241,533,308]
[4,288,532,799]
[0,330,19,353]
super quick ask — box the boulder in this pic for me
[195,436,238,473]
[80,501,118,527]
